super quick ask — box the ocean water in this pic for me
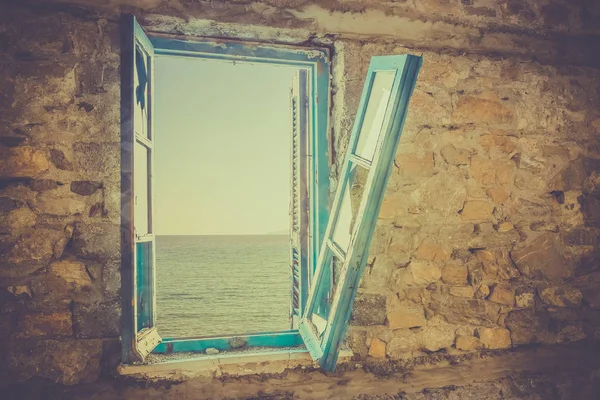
[155,234,291,338]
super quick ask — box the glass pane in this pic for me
[332,163,368,252]
[134,47,150,140]
[134,141,150,235]
[354,71,395,161]
[310,253,343,337]
[136,241,154,331]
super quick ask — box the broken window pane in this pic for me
[354,71,395,162]
[135,47,150,140]
[331,163,368,253]
[134,141,150,236]
[310,254,342,337]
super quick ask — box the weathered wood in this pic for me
[299,54,422,371]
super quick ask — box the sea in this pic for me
[155,234,291,338]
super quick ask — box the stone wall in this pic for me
[345,42,600,361]
[1,0,600,398]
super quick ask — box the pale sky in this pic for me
[154,56,296,235]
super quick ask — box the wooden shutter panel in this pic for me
[121,15,161,363]
[290,70,310,328]
[298,54,422,371]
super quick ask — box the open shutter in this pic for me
[299,55,422,371]
[121,15,161,363]
[290,70,310,328]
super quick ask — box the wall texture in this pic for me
[1,0,600,398]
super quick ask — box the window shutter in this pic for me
[290,70,310,328]
[298,54,422,371]
[121,15,161,363]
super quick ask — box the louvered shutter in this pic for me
[289,70,310,328]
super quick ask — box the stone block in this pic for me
[73,142,120,178]
[488,187,510,204]
[0,197,19,213]
[441,262,468,285]
[475,249,520,281]
[70,181,102,196]
[411,173,467,218]
[477,327,511,349]
[49,260,92,291]
[511,234,572,280]
[414,240,450,262]
[408,261,442,286]
[33,190,87,216]
[73,300,120,338]
[2,228,68,266]
[489,284,515,306]
[562,229,598,246]
[505,309,550,345]
[49,149,73,171]
[449,286,474,298]
[430,296,500,327]
[548,160,585,191]
[461,200,494,221]
[515,288,535,308]
[455,335,479,351]
[15,312,72,339]
[71,222,120,260]
[386,324,456,358]
[1,206,37,232]
[386,330,420,357]
[7,285,32,298]
[28,179,60,192]
[530,221,559,232]
[572,272,600,309]
[368,337,386,358]
[102,258,121,299]
[539,286,583,308]
[581,194,600,227]
[387,304,427,330]
[0,146,49,178]
[470,156,496,185]
[440,144,470,165]
[350,293,386,326]
[420,325,456,352]
[496,221,514,232]
[8,339,103,385]
[396,153,435,178]
[453,94,514,125]
[478,134,518,154]
[346,329,368,359]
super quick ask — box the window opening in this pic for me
[121,16,421,372]
[153,56,297,337]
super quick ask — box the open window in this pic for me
[120,15,421,371]
[120,16,161,362]
[298,55,422,371]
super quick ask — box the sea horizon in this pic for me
[155,234,291,338]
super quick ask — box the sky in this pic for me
[154,56,297,235]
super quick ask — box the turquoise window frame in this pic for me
[121,15,331,363]
[298,55,422,371]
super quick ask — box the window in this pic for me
[120,15,421,371]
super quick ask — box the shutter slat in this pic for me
[289,70,310,327]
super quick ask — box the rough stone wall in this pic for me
[344,41,600,361]
[0,2,122,385]
[1,0,600,398]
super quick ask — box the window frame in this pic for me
[298,55,422,371]
[120,16,332,363]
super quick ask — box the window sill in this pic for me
[118,348,353,381]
